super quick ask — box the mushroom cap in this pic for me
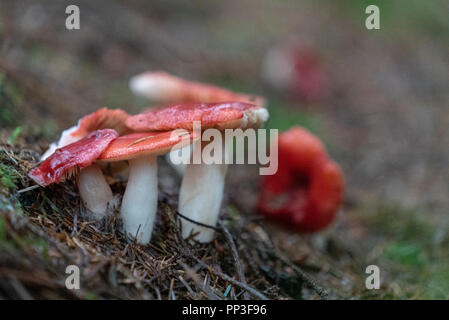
[296,159,344,231]
[41,108,130,160]
[126,102,269,131]
[29,129,119,186]
[129,71,266,108]
[98,130,199,162]
[278,127,327,172]
[257,126,344,232]
[66,107,130,139]
[262,41,328,101]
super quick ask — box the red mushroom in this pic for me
[98,130,198,244]
[41,108,130,160]
[262,41,328,101]
[129,71,266,108]
[126,102,269,243]
[29,129,119,218]
[257,127,344,232]
[36,108,130,217]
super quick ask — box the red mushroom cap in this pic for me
[262,42,328,102]
[291,47,328,102]
[257,126,344,232]
[130,71,266,108]
[29,129,119,186]
[98,130,199,162]
[126,102,263,131]
[41,108,130,160]
[278,127,327,172]
[295,159,344,231]
[68,108,130,138]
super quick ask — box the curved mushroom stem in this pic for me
[121,156,158,244]
[78,164,114,219]
[179,162,228,243]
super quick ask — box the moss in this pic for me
[362,201,449,299]
[0,163,20,191]
[86,292,98,300]
[0,73,23,127]
[0,211,49,254]
[336,0,449,38]
[265,98,321,134]
[383,242,428,267]
[8,126,22,145]
[32,238,49,259]
[365,202,433,243]
[0,215,5,243]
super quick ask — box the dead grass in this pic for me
[0,142,327,300]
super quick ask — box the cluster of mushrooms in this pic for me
[29,72,269,244]
[29,71,344,245]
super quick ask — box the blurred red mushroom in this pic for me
[129,71,266,108]
[257,127,344,232]
[262,41,328,102]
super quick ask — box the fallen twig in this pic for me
[218,220,250,300]
[187,252,269,300]
[273,251,328,299]
[180,262,221,300]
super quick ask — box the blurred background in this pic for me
[1,0,449,299]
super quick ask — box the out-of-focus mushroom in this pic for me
[129,71,266,107]
[128,72,266,176]
[257,127,344,232]
[98,130,198,244]
[262,41,328,102]
[29,129,119,218]
[126,102,269,243]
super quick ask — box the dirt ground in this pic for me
[1,0,449,299]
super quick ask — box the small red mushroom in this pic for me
[35,108,131,217]
[257,127,344,232]
[262,41,328,102]
[29,129,119,218]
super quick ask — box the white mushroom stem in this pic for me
[78,164,113,219]
[121,156,158,244]
[165,144,192,176]
[179,162,228,243]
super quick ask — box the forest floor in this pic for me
[1,0,449,299]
